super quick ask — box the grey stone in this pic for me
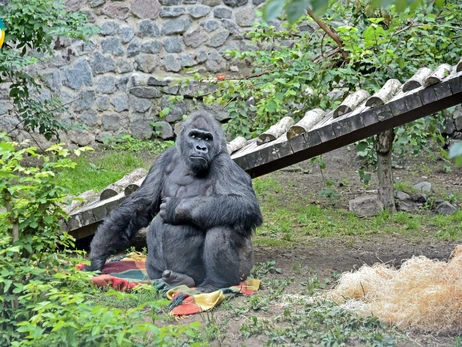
[221,19,242,36]
[0,102,13,115]
[195,48,208,63]
[413,181,432,193]
[96,76,116,94]
[180,53,196,67]
[327,88,347,102]
[96,96,110,111]
[66,0,81,11]
[188,5,211,18]
[214,7,232,19]
[396,200,420,213]
[153,121,174,139]
[117,59,134,73]
[163,54,182,72]
[395,190,411,201]
[119,26,135,43]
[202,0,221,5]
[410,193,427,203]
[96,131,114,143]
[179,80,217,97]
[130,119,154,139]
[78,110,98,127]
[163,36,183,53]
[101,37,124,56]
[141,40,163,54]
[200,20,219,32]
[68,130,95,146]
[127,38,142,58]
[0,116,19,131]
[90,52,117,75]
[252,0,265,5]
[147,77,172,86]
[130,96,152,113]
[75,90,96,112]
[116,76,130,91]
[455,114,462,131]
[71,39,96,57]
[183,27,208,48]
[161,95,186,122]
[435,201,457,215]
[183,0,197,3]
[159,0,181,4]
[442,118,455,135]
[207,30,229,47]
[131,0,161,19]
[163,85,180,95]
[138,20,160,37]
[129,86,162,98]
[206,50,226,72]
[63,59,93,90]
[235,8,255,27]
[42,70,61,92]
[103,4,130,20]
[223,0,247,6]
[89,0,105,7]
[102,114,120,131]
[135,54,158,73]
[80,10,96,23]
[160,7,185,17]
[111,95,129,112]
[349,195,384,218]
[100,21,119,36]
[453,132,462,140]
[161,17,190,35]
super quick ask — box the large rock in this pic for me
[207,30,229,48]
[200,19,220,32]
[235,8,256,27]
[188,5,211,18]
[163,54,182,72]
[78,110,99,127]
[117,59,134,73]
[435,201,457,215]
[141,40,163,54]
[102,114,120,131]
[395,190,411,201]
[89,0,105,7]
[395,200,420,213]
[202,0,221,5]
[130,119,154,139]
[161,17,191,35]
[101,37,124,56]
[100,21,119,36]
[153,120,174,139]
[62,59,93,90]
[96,76,116,94]
[68,130,95,146]
[42,69,62,92]
[96,96,110,111]
[413,181,432,193]
[138,20,160,37]
[90,52,116,74]
[75,90,96,112]
[135,54,159,73]
[111,95,129,112]
[183,27,208,48]
[103,4,130,20]
[130,96,152,113]
[129,86,162,98]
[223,0,248,7]
[206,50,226,72]
[214,7,232,19]
[160,7,185,17]
[180,53,196,67]
[131,0,161,19]
[120,26,135,43]
[161,95,186,122]
[163,36,183,53]
[349,195,384,218]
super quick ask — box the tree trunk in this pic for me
[376,129,396,213]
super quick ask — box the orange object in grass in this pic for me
[217,75,225,81]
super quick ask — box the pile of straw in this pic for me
[326,245,462,334]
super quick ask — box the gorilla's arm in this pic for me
[85,148,175,271]
[163,154,262,236]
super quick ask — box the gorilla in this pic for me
[85,110,263,292]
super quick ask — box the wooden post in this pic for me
[376,129,396,213]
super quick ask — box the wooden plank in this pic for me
[233,155,249,171]
[358,109,379,127]
[375,104,393,122]
[316,123,337,143]
[420,85,438,105]
[448,74,462,94]
[433,82,453,99]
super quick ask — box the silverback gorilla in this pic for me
[85,111,263,292]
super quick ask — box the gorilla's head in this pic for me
[177,111,227,174]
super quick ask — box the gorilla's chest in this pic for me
[162,167,213,198]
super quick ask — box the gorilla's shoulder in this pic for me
[212,153,252,181]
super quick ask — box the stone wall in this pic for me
[1,0,265,147]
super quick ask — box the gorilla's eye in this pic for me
[205,136,211,141]
[191,134,196,138]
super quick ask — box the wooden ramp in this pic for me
[65,60,462,239]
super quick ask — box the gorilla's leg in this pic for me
[145,218,166,280]
[197,227,254,293]
[162,270,196,287]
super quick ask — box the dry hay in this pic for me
[325,245,462,334]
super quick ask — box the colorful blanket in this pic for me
[79,254,260,316]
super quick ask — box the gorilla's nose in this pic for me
[196,145,208,153]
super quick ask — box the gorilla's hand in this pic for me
[159,197,185,224]
[83,257,105,272]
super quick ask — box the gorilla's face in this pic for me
[185,128,214,173]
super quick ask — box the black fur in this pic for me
[85,110,263,292]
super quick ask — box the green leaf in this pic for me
[286,0,311,24]
[265,100,278,112]
[262,0,285,22]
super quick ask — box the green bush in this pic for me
[0,136,202,346]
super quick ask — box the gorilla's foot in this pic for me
[196,284,219,293]
[162,270,196,287]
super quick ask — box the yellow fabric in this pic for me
[121,252,147,262]
[244,278,261,291]
[0,30,4,48]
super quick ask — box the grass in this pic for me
[57,150,150,195]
